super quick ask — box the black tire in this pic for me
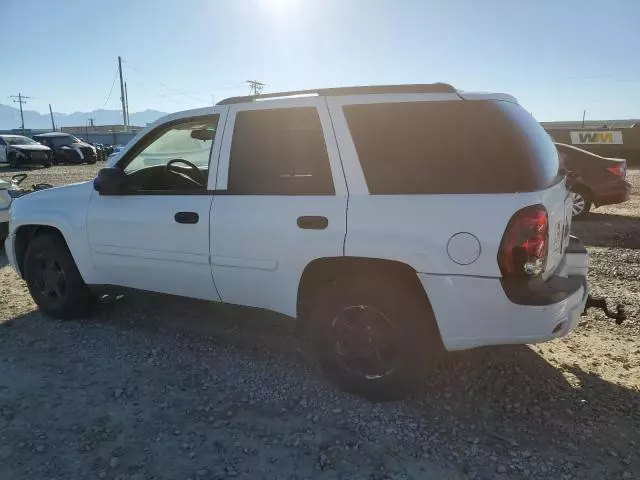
[43,162,52,168]
[310,274,443,401]
[23,233,95,319]
[571,187,592,220]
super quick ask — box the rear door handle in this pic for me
[297,216,328,230]
[175,211,199,224]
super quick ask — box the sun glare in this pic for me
[259,0,300,18]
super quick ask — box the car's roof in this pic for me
[0,134,30,139]
[32,132,73,138]
[217,83,458,105]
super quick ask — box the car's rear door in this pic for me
[209,98,347,317]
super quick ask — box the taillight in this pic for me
[607,163,626,179]
[498,205,548,277]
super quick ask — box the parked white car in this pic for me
[4,84,589,400]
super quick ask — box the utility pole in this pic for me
[124,81,130,127]
[118,56,127,131]
[10,93,30,134]
[581,109,586,128]
[49,104,56,131]
[246,80,265,96]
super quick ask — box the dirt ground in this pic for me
[0,164,638,480]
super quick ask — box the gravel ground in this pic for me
[0,163,638,480]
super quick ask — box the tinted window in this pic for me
[227,107,334,195]
[47,135,78,147]
[343,100,560,194]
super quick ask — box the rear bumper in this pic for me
[419,238,589,351]
[594,179,631,207]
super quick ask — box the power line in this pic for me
[102,67,119,107]
[121,58,247,103]
[10,93,30,133]
[122,58,211,105]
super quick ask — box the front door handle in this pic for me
[297,216,328,230]
[175,211,199,224]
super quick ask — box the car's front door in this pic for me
[210,98,348,317]
[86,108,228,300]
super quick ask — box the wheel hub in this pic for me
[572,192,586,216]
[332,305,399,379]
[32,255,66,301]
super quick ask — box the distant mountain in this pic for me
[0,103,168,130]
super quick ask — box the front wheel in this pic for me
[310,274,443,401]
[24,233,95,319]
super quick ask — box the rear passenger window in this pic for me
[227,107,334,195]
[343,100,560,194]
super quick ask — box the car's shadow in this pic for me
[572,211,640,249]
[1,290,638,479]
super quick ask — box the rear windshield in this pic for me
[343,100,560,194]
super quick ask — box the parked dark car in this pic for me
[0,135,53,168]
[91,143,106,162]
[556,142,631,218]
[32,133,97,165]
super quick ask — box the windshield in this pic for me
[3,136,39,146]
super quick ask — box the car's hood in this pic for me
[10,181,92,219]
[9,144,51,152]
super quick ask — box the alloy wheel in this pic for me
[572,192,586,217]
[331,305,400,380]
[31,254,67,302]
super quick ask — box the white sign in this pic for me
[570,131,623,145]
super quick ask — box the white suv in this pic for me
[5,84,588,400]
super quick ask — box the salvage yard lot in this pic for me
[0,163,638,480]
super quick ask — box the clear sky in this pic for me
[2,0,639,121]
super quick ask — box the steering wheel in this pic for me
[165,159,207,188]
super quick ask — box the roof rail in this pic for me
[216,83,457,105]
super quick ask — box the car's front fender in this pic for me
[9,181,99,283]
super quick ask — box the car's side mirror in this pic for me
[94,167,127,195]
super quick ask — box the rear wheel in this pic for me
[310,274,442,401]
[24,233,95,319]
[571,188,592,219]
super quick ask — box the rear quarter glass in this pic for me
[343,99,561,194]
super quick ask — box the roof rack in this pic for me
[217,83,457,105]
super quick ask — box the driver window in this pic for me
[121,115,219,192]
